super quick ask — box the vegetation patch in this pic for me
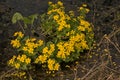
[8,1,94,73]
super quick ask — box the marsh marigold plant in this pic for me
[8,1,94,72]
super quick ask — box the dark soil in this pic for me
[0,0,120,80]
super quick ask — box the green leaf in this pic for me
[12,12,23,24]
[23,17,32,24]
[23,14,38,25]
[29,14,38,24]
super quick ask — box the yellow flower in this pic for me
[81,40,89,49]
[54,63,60,70]
[42,47,48,54]
[8,56,16,65]
[22,47,28,51]
[26,42,34,48]
[25,58,31,64]
[57,51,66,59]
[8,59,14,65]
[25,39,30,44]
[57,1,63,6]
[19,54,26,62]
[35,58,39,63]
[53,15,59,20]
[49,44,55,53]
[27,48,34,54]
[79,7,83,10]
[47,59,60,71]
[31,38,36,41]
[82,4,87,7]
[48,1,52,5]
[13,55,16,59]
[8,58,15,65]
[15,63,20,69]
[86,8,90,13]
[17,55,21,60]
[78,26,85,31]
[80,19,85,25]
[80,19,90,27]
[22,54,27,59]
[11,39,21,48]
[47,59,55,70]
[14,31,24,38]
[58,25,63,31]
[47,11,52,15]
[37,40,43,46]
[65,42,74,54]
[35,55,47,63]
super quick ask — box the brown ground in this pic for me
[0,0,120,80]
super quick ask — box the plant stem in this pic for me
[18,21,25,33]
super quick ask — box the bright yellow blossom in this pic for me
[25,58,31,64]
[78,26,85,31]
[31,38,36,41]
[35,55,47,63]
[42,47,48,54]
[82,4,87,7]
[47,59,55,70]
[57,50,66,59]
[19,54,26,62]
[27,48,34,54]
[48,44,55,56]
[11,39,21,48]
[15,63,20,69]
[48,1,52,5]
[53,15,59,20]
[80,19,90,28]
[8,55,16,65]
[86,8,90,13]
[22,47,28,51]
[37,40,43,46]
[57,1,63,6]
[79,7,84,10]
[54,63,60,70]
[81,40,89,49]
[14,31,24,38]
[47,59,60,71]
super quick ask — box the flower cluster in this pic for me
[34,43,60,70]
[22,38,43,55]
[9,32,44,70]
[35,43,55,63]
[8,54,31,69]
[8,1,94,72]
[47,1,70,31]
[10,31,24,48]
[40,1,94,63]
[47,59,60,71]
[14,31,24,38]
[11,39,21,48]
